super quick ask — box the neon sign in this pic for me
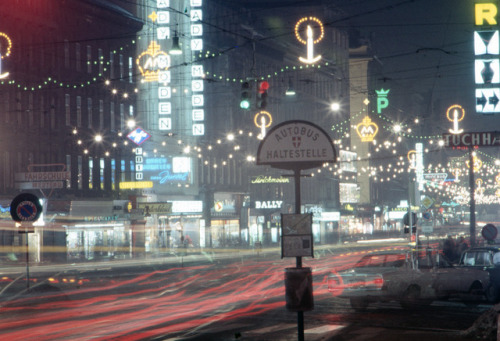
[0,32,12,79]
[254,110,272,139]
[446,104,465,134]
[376,88,390,114]
[136,41,170,82]
[295,17,324,64]
[474,2,500,113]
[356,116,378,142]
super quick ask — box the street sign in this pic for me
[10,193,43,222]
[15,171,70,182]
[482,224,498,241]
[423,173,447,182]
[441,131,500,148]
[281,213,313,258]
[403,212,417,226]
[421,196,435,209]
[17,181,64,189]
[257,120,336,170]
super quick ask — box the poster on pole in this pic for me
[281,213,313,258]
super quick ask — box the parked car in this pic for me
[328,249,492,311]
[457,246,500,303]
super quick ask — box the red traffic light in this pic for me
[258,81,269,93]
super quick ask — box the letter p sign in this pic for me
[376,88,390,114]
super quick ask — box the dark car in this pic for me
[328,250,492,311]
[457,246,500,303]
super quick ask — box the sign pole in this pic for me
[25,225,30,289]
[469,147,476,247]
[294,168,304,341]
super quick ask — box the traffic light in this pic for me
[258,81,269,109]
[240,82,251,109]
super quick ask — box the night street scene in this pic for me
[2,0,500,340]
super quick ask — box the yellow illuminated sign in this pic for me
[476,3,498,26]
[356,116,379,142]
[0,32,12,79]
[407,150,417,169]
[295,17,324,64]
[136,41,170,82]
[466,156,482,172]
[446,104,465,134]
[119,181,154,189]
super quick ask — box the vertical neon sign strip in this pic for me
[474,1,500,113]
[191,0,204,135]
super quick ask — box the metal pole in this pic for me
[294,168,304,341]
[25,227,30,289]
[469,148,476,247]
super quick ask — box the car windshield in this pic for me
[355,254,406,268]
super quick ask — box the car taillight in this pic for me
[373,277,384,288]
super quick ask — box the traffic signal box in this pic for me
[258,81,269,109]
[240,82,251,109]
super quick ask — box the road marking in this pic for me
[305,324,345,334]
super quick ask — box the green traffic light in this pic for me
[240,100,250,109]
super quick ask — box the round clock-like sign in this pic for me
[10,193,42,222]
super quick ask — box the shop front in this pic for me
[210,192,242,248]
[154,200,204,251]
[59,200,134,261]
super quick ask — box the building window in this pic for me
[64,40,70,68]
[87,98,93,128]
[75,42,81,72]
[109,52,114,79]
[87,45,92,74]
[111,158,116,190]
[65,94,70,126]
[99,99,104,130]
[120,103,125,131]
[50,97,56,130]
[78,155,83,190]
[119,54,124,80]
[98,48,104,74]
[76,96,82,127]
[100,158,105,190]
[110,102,115,132]
[128,56,133,83]
[39,96,44,128]
[16,92,22,126]
[89,157,93,189]
[28,93,34,127]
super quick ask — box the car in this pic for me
[457,246,500,303]
[328,249,492,311]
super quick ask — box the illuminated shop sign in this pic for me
[255,200,283,209]
[146,156,192,185]
[251,175,290,184]
[135,147,144,180]
[446,104,465,134]
[211,193,237,214]
[136,41,170,83]
[127,127,151,146]
[474,1,500,113]
[295,17,324,64]
[376,88,390,114]
[356,116,379,142]
[119,181,153,189]
[0,32,12,79]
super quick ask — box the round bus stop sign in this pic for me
[10,193,42,222]
[482,223,498,241]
